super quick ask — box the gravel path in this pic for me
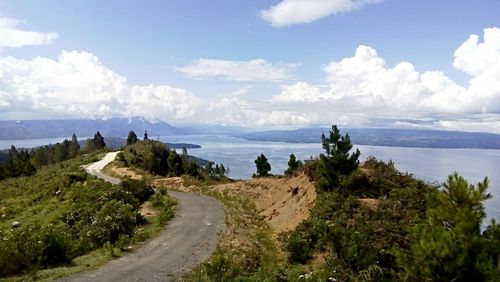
[82,151,121,184]
[61,152,225,282]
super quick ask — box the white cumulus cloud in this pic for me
[176,58,298,81]
[259,0,382,27]
[272,81,327,102]
[0,50,202,121]
[1,27,500,132]
[270,27,500,132]
[0,17,58,48]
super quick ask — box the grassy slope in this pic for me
[0,152,176,281]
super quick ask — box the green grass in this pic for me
[0,152,177,281]
[182,187,283,281]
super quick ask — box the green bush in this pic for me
[38,224,72,266]
[286,231,313,264]
[204,252,239,281]
[85,200,137,246]
[119,179,154,203]
[0,224,73,276]
[150,193,165,208]
[156,196,177,225]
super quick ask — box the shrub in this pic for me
[204,252,239,281]
[85,200,137,246]
[119,179,154,203]
[38,224,72,266]
[286,231,313,264]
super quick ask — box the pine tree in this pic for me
[94,131,106,149]
[285,153,303,176]
[54,142,69,162]
[83,131,106,152]
[181,147,188,159]
[254,153,271,177]
[68,133,80,157]
[204,162,214,176]
[318,125,360,191]
[214,164,220,176]
[126,130,138,146]
[167,150,183,176]
[219,164,226,177]
[395,173,499,280]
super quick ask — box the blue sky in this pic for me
[0,0,499,132]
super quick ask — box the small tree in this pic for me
[394,173,499,280]
[214,164,220,176]
[94,131,106,149]
[181,147,188,159]
[204,162,214,176]
[254,153,271,177]
[126,130,138,146]
[143,130,149,141]
[319,125,360,191]
[83,131,106,152]
[285,153,303,176]
[68,133,80,157]
[219,164,226,177]
[167,150,183,176]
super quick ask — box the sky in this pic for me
[0,0,499,133]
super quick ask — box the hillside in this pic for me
[239,127,500,149]
[0,152,177,279]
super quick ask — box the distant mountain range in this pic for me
[2,118,500,150]
[239,127,500,149]
[0,117,201,140]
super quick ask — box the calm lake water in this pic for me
[1,135,499,224]
[161,135,500,225]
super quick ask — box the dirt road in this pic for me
[62,152,225,281]
[82,151,121,184]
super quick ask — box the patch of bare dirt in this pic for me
[146,173,316,236]
[152,177,185,189]
[110,167,143,180]
[213,173,316,235]
[139,201,157,217]
[359,198,380,211]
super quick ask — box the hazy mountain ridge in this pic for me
[0,117,201,140]
[239,127,500,149]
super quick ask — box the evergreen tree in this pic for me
[318,125,360,191]
[83,131,106,152]
[167,150,183,176]
[68,133,80,157]
[181,147,188,159]
[285,153,303,176]
[395,173,499,280]
[94,131,106,149]
[186,162,199,177]
[143,130,149,141]
[31,146,47,169]
[254,153,271,177]
[219,164,226,177]
[54,142,69,163]
[204,162,214,176]
[126,130,138,146]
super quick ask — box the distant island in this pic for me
[98,137,201,150]
[239,127,500,150]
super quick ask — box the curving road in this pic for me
[61,152,225,282]
[82,151,121,184]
